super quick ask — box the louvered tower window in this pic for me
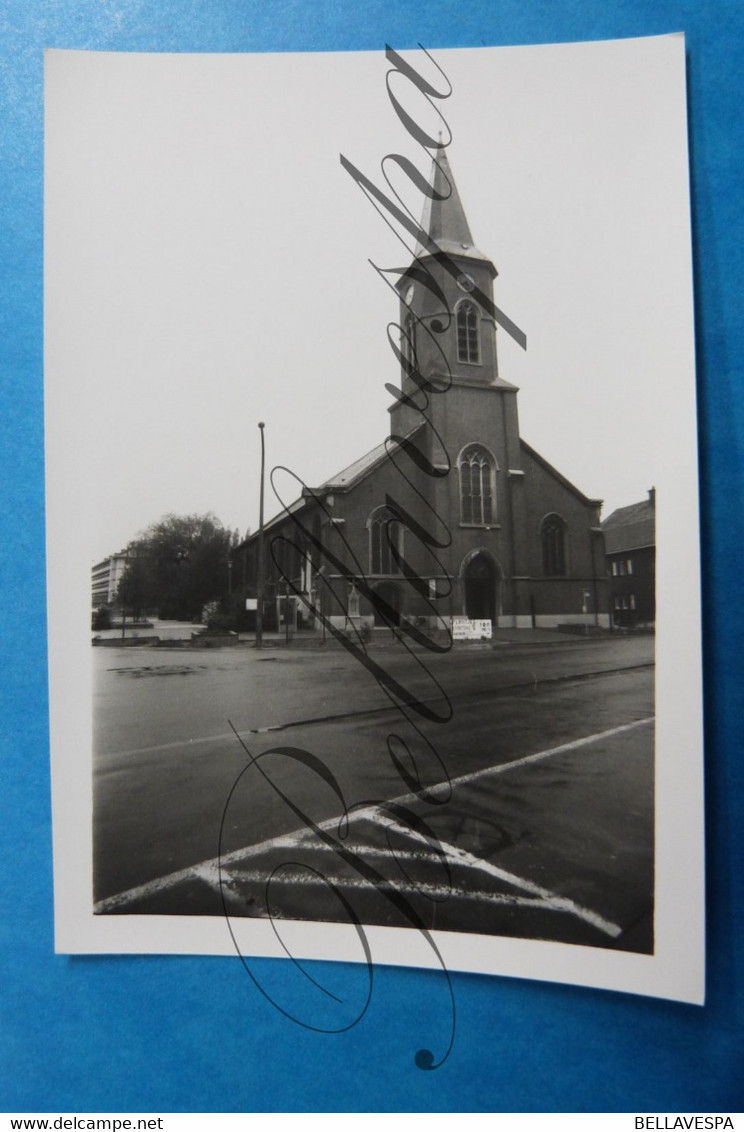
[401,313,417,374]
[456,300,480,363]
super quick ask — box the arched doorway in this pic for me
[372,581,404,627]
[463,552,499,623]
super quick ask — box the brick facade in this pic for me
[234,147,609,634]
[603,491,656,627]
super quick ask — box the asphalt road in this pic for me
[93,635,654,951]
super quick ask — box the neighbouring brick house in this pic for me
[233,146,609,634]
[602,490,656,628]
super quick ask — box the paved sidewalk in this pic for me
[238,625,628,649]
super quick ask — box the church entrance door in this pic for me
[463,553,498,623]
[373,582,404,627]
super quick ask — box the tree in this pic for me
[91,605,112,630]
[116,513,238,622]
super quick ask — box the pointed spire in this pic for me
[420,144,474,248]
[416,145,495,273]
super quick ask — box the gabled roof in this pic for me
[520,439,603,508]
[237,425,426,547]
[240,493,309,543]
[312,423,426,494]
[602,497,656,553]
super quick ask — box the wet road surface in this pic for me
[93,636,654,951]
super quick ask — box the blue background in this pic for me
[1,0,742,1114]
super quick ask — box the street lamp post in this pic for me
[255,421,266,649]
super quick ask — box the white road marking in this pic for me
[367,813,622,937]
[439,715,654,794]
[218,867,610,920]
[164,847,621,937]
[98,679,651,760]
[94,716,653,925]
[97,728,256,760]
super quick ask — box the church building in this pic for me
[234,147,609,636]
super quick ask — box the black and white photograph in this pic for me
[45,37,703,1003]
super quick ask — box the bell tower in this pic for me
[387,144,527,623]
[389,145,521,462]
[393,146,504,406]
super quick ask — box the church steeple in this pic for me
[389,143,524,538]
[417,145,495,277]
[394,144,503,404]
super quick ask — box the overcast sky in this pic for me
[45,37,695,565]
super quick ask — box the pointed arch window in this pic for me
[369,507,403,575]
[456,300,480,364]
[541,514,567,576]
[459,445,495,526]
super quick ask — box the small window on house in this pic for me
[626,558,634,575]
[629,593,636,610]
[456,300,480,363]
[541,514,567,576]
[369,507,403,575]
[459,445,495,525]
